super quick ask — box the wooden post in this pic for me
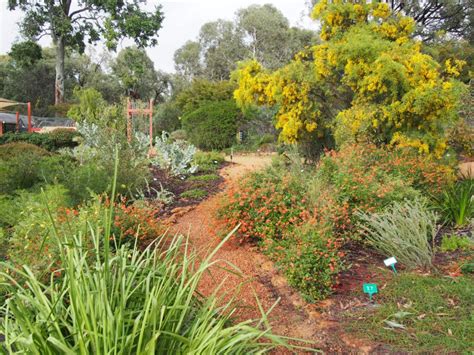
[27,102,32,132]
[0,121,3,136]
[16,111,20,132]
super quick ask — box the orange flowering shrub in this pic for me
[113,200,164,246]
[219,170,346,300]
[318,144,454,214]
[219,144,454,300]
[219,172,309,243]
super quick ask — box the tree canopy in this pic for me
[234,1,467,157]
[8,0,164,104]
[173,4,318,81]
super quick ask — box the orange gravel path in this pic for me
[169,155,354,353]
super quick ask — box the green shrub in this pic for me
[220,168,346,301]
[0,142,50,160]
[193,151,225,172]
[67,87,125,130]
[440,235,472,252]
[5,185,73,278]
[0,143,51,194]
[0,131,80,151]
[181,188,207,199]
[70,123,151,198]
[273,225,345,301]
[357,199,437,269]
[188,174,219,182]
[433,177,473,227]
[0,202,290,353]
[182,100,241,150]
[62,163,111,205]
[153,101,182,134]
[170,129,187,141]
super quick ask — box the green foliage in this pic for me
[182,100,241,150]
[8,0,164,102]
[460,258,474,274]
[8,40,42,67]
[188,174,219,182]
[0,131,80,151]
[273,225,345,301]
[0,143,51,194]
[0,200,290,353]
[180,189,207,199]
[170,129,187,141]
[69,123,151,198]
[173,4,317,80]
[357,199,437,269]
[0,142,50,160]
[347,273,474,352]
[219,165,347,300]
[112,46,159,99]
[176,79,235,114]
[433,177,473,227]
[62,163,111,205]
[4,185,73,277]
[440,235,472,252]
[153,101,182,134]
[67,87,125,130]
[193,151,225,172]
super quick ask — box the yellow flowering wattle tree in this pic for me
[233,0,467,157]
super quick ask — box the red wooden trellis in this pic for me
[126,98,154,148]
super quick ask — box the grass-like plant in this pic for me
[357,199,437,269]
[0,152,298,353]
[433,177,473,227]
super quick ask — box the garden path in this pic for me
[168,154,373,353]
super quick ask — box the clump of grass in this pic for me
[433,177,473,227]
[357,199,437,269]
[346,273,474,353]
[188,174,220,182]
[181,188,207,199]
[1,228,294,353]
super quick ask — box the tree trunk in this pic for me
[54,37,65,104]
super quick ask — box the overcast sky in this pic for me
[0,0,315,73]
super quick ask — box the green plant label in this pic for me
[363,283,378,297]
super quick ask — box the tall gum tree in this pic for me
[7,0,164,104]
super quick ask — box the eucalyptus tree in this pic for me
[7,0,164,104]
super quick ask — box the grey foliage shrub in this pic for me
[357,199,438,269]
[152,131,198,176]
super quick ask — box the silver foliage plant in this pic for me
[62,123,150,166]
[357,198,438,270]
[152,131,198,176]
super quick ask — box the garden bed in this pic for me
[148,162,229,217]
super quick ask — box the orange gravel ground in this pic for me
[167,154,372,353]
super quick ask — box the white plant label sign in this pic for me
[384,257,397,267]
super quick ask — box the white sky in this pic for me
[0,0,315,73]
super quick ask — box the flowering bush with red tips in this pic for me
[113,199,165,246]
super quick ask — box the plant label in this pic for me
[363,283,378,301]
[384,257,398,273]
